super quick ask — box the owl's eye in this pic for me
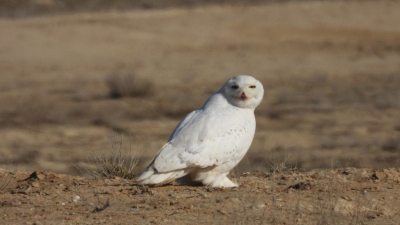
[249,85,256,89]
[231,85,239,89]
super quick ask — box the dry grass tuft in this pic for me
[88,133,141,179]
[268,151,297,174]
[106,72,154,99]
[0,164,15,191]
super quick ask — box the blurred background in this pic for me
[1,0,400,176]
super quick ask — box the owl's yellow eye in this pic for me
[249,85,256,89]
[231,85,239,89]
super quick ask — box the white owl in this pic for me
[137,75,264,188]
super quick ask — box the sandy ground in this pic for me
[1,168,400,224]
[0,1,400,223]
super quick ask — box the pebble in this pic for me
[198,193,207,198]
[72,196,80,203]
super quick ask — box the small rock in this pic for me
[217,209,227,215]
[36,174,46,180]
[30,181,40,188]
[371,171,387,180]
[252,203,266,210]
[168,192,175,197]
[25,171,46,181]
[359,169,370,178]
[288,182,312,190]
[198,193,207,198]
[310,173,319,179]
[72,196,80,203]
[342,171,351,175]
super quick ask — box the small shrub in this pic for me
[268,151,296,174]
[89,133,141,179]
[106,72,154,98]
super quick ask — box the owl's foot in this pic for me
[207,176,239,188]
[193,171,239,188]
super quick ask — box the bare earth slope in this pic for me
[1,168,400,224]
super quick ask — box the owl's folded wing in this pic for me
[154,107,251,172]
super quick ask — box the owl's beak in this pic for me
[240,92,247,100]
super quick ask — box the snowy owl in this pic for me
[137,75,264,188]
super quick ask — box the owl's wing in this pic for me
[154,107,253,173]
[167,109,201,142]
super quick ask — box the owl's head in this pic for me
[222,75,264,109]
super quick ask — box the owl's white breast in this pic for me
[208,105,256,172]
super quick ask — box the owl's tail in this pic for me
[137,165,192,185]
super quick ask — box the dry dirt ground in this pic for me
[1,168,400,224]
[1,0,400,223]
